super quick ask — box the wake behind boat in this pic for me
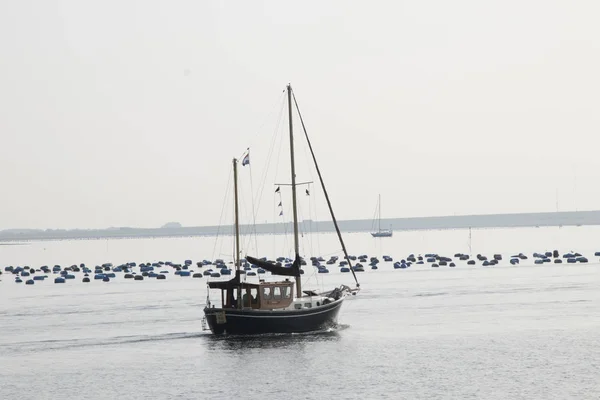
[203,84,360,335]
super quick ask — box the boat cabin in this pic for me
[208,274,295,310]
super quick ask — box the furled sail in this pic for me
[246,255,300,277]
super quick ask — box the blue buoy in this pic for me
[65,274,75,279]
[83,277,90,282]
[134,275,144,281]
[25,279,34,285]
[340,267,350,273]
[157,274,166,280]
[33,275,46,281]
[54,277,65,283]
[15,278,23,283]
[179,271,191,277]
[103,276,110,282]
[210,272,221,278]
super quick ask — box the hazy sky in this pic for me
[1,1,599,229]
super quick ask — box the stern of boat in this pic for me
[203,307,227,334]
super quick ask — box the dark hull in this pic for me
[203,298,344,335]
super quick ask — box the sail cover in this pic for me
[207,271,241,289]
[246,255,301,277]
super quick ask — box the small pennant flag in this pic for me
[242,153,249,166]
[306,189,310,196]
[279,211,283,216]
[275,186,280,193]
[278,202,282,207]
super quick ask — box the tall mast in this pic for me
[287,84,301,298]
[233,158,241,308]
[378,194,381,232]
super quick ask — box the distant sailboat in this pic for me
[371,194,392,238]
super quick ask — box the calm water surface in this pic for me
[1,228,600,399]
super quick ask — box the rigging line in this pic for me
[238,160,258,254]
[297,123,317,256]
[245,91,286,152]
[278,190,290,258]
[311,182,321,257]
[211,165,233,262]
[250,97,286,244]
[319,248,345,258]
[248,156,259,255]
[304,183,314,253]
[273,112,286,195]
[292,91,360,288]
[307,183,314,256]
[269,122,287,258]
[272,202,279,258]
[296,196,308,258]
[239,175,253,255]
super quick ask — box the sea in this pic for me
[1,226,599,400]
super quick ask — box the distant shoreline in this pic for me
[1,210,599,242]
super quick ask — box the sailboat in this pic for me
[203,84,360,335]
[370,194,392,237]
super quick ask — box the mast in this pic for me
[378,194,381,232]
[233,158,241,308]
[287,84,302,298]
